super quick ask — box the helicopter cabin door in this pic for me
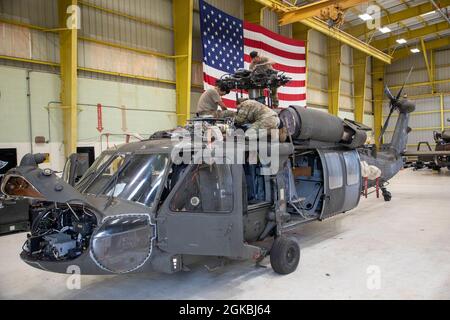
[157,163,247,258]
[318,150,362,219]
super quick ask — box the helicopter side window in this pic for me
[324,152,343,190]
[170,163,233,213]
[343,151,359,186]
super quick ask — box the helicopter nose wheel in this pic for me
[270,236,300,275]
[381,187,392,202]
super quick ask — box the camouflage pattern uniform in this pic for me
[198,110,235,118]
[234,100,280,130]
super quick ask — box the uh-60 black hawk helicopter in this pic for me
[1,67,422,276]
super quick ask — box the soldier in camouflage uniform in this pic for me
[234,99,280,130]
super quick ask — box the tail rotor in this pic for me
[379,66,413,144]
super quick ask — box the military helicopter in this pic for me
[406,118,450,171]
[0,70,420,276]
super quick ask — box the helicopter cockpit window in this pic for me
[76,152,113,191]
[83,154,126,195]
[103,154,169,207]
[324,152,343,190]
[170,164,233,213]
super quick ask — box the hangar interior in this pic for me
[0,0,450,300]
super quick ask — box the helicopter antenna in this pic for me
[379,66,413,144]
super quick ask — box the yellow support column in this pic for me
[327,38,341,116]
[372,58,385,147]
[173,0,193,126]
[293,24,309,103]
[420,38,434,94]
[292,23,309,44]
[353,50,368,123]
[244,0,264,24]
[58,0,78,157]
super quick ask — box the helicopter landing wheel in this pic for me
[381,187,392,202]
[270,236,300,275]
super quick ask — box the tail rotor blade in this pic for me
[396,66,413,100]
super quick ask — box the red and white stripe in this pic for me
[202,21,306,109]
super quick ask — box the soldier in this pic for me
[234,99,287,142]
[196,84,230,117]
[249,51,279,108]
[249,51,276,72]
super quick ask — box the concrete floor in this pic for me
[1,168,449,300]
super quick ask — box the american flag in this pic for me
[199,0,306,109]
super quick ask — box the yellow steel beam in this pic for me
[252,0,391,63]
[420,38,434,94]
[253,0,291,12]
[393,37,450,61]
[0,55,59,67]
[371,21,449,50]
[280,0,368,24]
[390,78,450,89]
[290,17,391,64]
[78,36,184,59]
[58,0,78,157]
[353,50,368,123]
[344,0,450,38]
[173,0,193,126]
[0,54,185,86]
[431,49,436,93]
[327,38,341,116]
[372,58,385,147]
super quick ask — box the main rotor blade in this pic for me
[379,105,394,144]
[384,84,395,101]
[395,66,414,100]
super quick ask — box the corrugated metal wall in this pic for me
[306,29,328,109]
[340,44,354,112]
[306,30,371,122]
[1,0,377,131]
[383,46,450,153]
[434,47,450,93]
[0,0,176,85]
[79,0,175,82]
[259,7,292,37]
[0,0,60,63]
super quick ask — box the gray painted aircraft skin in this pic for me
[0,88,420,276]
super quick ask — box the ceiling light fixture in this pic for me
[420,11,436,17]
[410,48,420,53]
[379,27,391,33]
[358,13,373,21]
[396,38,407,44]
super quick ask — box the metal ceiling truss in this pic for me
[253,0,392,64]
